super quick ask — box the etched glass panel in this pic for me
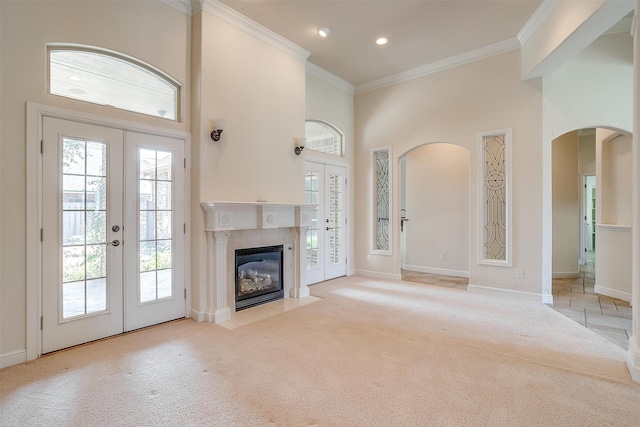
[375,150,390,251]
[138,149,173,302]
[483,134,507,261]
[328,173,343,265]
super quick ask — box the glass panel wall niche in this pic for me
[371,147,391,255]
[479,129,511,266]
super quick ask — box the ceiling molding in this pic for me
[160,0,194,15]
[202,0,310,62]
[306,62,355,95]
[517,0,559,46]
[355,37,520,95]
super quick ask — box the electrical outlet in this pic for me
[440,252,446,260]
[516,269,524,279]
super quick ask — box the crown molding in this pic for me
[160,0,194,15]
[306,62,355,95]
[517,0,559,46]
[355,37,520,95]
[202,0,310,62]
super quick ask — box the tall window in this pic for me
[49,45,181,121]
[305,120,344,156]
[479,129,511,266]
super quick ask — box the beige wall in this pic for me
[404,143,470,275]
[601,133,632,225]
[355,50,544,294]
[0,1,190,356]
[552,131,580,276]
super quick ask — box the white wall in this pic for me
[403,143,470,276]
[552,131,580,277]
[0,0,190,358]
[355,50,544,295]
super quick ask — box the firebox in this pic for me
[235,245,284,310]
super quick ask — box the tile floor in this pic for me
[401,261,633,350]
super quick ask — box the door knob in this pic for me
[106,239,120,247]
[111,225,121,232]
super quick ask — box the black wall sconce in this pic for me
[294,138,305,155]
[210,119,225,141]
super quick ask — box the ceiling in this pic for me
[219,0,543,87]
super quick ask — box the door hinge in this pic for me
[40,140,44,154]
[40,316,43,330]
[184,289,187,299]
[184,158,186,169]
[184,223,186,233]
[40,228,43,242]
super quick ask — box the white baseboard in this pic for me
[1,349,27,369]
[627,337,640,384]
[354,269,402,281]
[401,264,469,278]
[468,284,552,304]
[594,285,631,303]
[189,309,206,322]
[552,271,580,279]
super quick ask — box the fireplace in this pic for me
[235,245,284,310]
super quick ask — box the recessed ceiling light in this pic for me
[318,27,331,38]
[376,37,388,45]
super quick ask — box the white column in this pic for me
[628,1,640,384]
[290,226,310,298]
[207,230,231,323]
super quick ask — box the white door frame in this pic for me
[305,155,351,282]
[26,102,191,361]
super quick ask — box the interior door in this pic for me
[305,162,347,284]
[42,117,186,354]
[42,118,125,353]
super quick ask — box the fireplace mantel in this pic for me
[199,201,316,323]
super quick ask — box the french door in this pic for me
[305,162,347,284]
[41,117,185,353]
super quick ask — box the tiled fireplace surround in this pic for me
[200,202,316,323]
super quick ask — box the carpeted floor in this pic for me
[2,276,640,426]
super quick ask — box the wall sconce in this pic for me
[210,119,225,141]
[294,138,305,155]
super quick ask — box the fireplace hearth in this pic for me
[235,245,284,310]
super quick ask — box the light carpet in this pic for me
[2,276,640,426]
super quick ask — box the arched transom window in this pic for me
[304,120,344,156]
[49,45,181,121]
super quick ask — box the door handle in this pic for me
[106,239,121,247]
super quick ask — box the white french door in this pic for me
[305,162,347,285]
[42,117,185,353]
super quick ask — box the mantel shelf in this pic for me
[200,201,317,231]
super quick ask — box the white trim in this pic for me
[370,147,392,256]
[552,271,581,279]
[355,38,519,94]
[517,0,559,45]
[596,223,632,232]
[594,285,632,303]
[202,0,310,62]
[468,284,553,304]
[160,0,194,15]
[401,264,469,279]
[354,269,402,282]
[306,62,355,94]
[627,337,640,383]
[477,129,512,267]
[1,350,27,369]
[190,309,206,322]
[26,102,191,362]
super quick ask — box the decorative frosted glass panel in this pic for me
[138,149,174,302]
[50,47,180,121]
[305,171,320,269]
[479,130,511,266]
[372,148,391,253]
[305,120,343,156]
[61,138,108,318]
[328,174,343,264]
